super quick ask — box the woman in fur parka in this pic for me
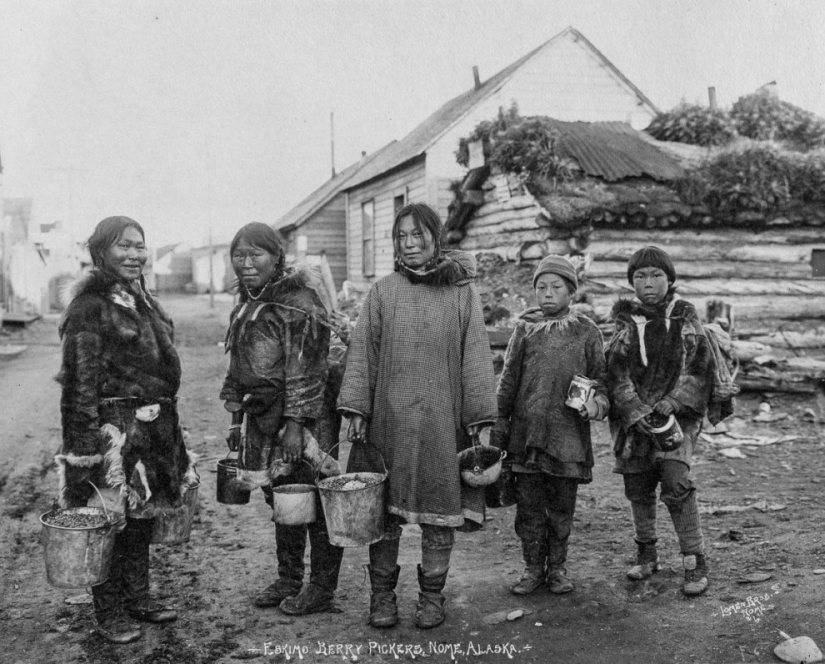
[220,222,343,617]
[57,216,198,644]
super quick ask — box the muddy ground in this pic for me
[2,293,825,664]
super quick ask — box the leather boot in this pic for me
[92,532,141,644]
[415,565,447,629]
[254,523,306,607]
[368,537,401,628]
[627,539,660,581]
[122,518,178,623]
[280,519,344,616]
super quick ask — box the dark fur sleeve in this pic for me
[606,328,653,429]
[59,297,108,457]
[496,323,526,420]
[666,303,712,416]
[281,292,330,421]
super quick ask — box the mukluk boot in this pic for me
[546,566,573,594]
[682,553,709,596]
[627,539,660,581]
[415,565,448,629]
[280,523,344,616]
[91,535,141,644]
[367,538,401,628]
[122,519,177,623]
[510,538,547,595]
[254,523,306,608]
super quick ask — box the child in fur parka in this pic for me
[494,255,608,595]
[606,246,712,596]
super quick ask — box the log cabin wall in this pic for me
[458,188,825,328]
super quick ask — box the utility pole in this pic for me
[208,226,215,309]
[330,111,336,178]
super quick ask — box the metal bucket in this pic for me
[217,458,251,505]
[40,507,117,588]
[458,432,506,488]
[271,484,316,524]
[316,443,386,547]
[150,483,199,545]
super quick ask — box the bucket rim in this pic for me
[272,483,317,494]
[316,471,387,492]
[40,507,114,531]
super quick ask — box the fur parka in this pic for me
[55,269,197,513]
[220,265,334,486]
[606,292,712,472]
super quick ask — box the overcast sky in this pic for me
[1,0,823,247]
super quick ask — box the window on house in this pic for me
[393,194,405,217]
[812,249,825,278]
[362,199,375,277]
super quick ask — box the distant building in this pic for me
[153,243,193,293]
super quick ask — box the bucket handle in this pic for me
[316,440,387,484]
[87,481,113,524]
[467,431,507,460]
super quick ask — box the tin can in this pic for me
[565,374,598,410]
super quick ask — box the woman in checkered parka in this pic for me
[338,203,497,629]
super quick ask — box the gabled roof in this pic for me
[274,142,395,231]
[552,120,684,181]
[343,27,659,191]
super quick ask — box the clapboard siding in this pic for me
[346,160,427,287]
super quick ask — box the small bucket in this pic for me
[458,432,506,488]
[271,484,317,524]
[217,457,251,505]
[316,442,386,547]
[40,506,117,588]
[150,483,199,545]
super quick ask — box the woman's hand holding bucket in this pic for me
[347,414,368,444]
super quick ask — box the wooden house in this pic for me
[274,145,394,290]
[342,26,660,287]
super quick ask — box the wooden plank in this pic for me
[587,259,814,280]
[464,217,543,237]
[588,292,825,321]
[593,228,825,246]
[2,312,40,325]
[460,230,550,251]
[588,240,815,263]
[587,277,825,296]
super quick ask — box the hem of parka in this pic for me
[55,423,199,514]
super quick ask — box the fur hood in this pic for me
[396,250,476,286]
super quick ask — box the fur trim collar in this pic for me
[517,307,582,335]
[395,250,476,286]
[611,292,685,322]
[62,268,151,308]
[237,263,331,312]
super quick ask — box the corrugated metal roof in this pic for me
[344,27,660,192]
[273,142,396,231]
[550,120,685,181]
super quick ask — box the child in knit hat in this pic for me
[493,255,608,595]
[605,245,712,596]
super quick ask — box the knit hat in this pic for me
[532,255,578,290]
[626,246,676,285]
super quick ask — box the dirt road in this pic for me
[2,294,824,664]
